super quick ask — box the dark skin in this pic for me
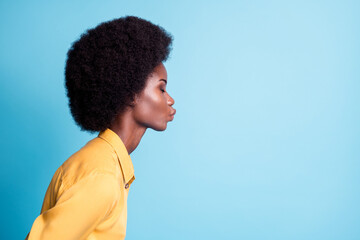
[24,64,174,240]
[110,62,176,154]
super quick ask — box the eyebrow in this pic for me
[159,79,167,85]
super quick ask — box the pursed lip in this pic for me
[170,109,176,116]
[169,109,176,121]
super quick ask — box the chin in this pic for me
[151,123,167,132]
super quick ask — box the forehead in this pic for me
[151,62,167,79]
[143,63,168,89]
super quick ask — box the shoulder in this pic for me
[60,136,120,187]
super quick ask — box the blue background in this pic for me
[1,0,359,239]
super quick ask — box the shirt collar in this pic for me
[98,128,135,187]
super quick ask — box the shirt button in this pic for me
[125,183,129,189]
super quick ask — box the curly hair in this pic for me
[65,16,173,133]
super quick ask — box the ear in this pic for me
[129,93,140,108]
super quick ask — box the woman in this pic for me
[26,16,175,240]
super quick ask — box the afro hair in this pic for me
[65,16,173,133]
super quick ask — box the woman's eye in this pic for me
[161,89,165,93]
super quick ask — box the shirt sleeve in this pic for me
[27,171,120,240]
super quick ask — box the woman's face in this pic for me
[132,63,176,131]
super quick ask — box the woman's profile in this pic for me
[26,16,175,240]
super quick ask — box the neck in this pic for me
[109,110,147,155]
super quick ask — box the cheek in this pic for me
[137,92,167,117]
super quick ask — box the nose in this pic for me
[167,92,175,106]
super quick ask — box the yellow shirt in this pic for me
[26,128,135,240]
